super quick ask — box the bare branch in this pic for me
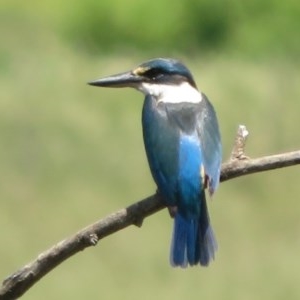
[1,149,300,299]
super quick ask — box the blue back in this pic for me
[142,94,221,204]
[142,93,221,267]
[142,96,206,213]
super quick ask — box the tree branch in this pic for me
[1,126,300,299]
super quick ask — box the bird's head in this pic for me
[88,58,200,102]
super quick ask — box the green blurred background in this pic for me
[1,0,300,299]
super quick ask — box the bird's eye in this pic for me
[144,68,162,80]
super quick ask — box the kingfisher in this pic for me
[88,58,222,267]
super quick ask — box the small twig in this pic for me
[1,134,300,299]
[230,125,249,160]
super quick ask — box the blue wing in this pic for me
[197,93,222,195]
[142,95,180,205]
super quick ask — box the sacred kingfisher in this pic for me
[88,58,222,267]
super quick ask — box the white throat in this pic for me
[136,81,202,104]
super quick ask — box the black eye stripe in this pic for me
[144,68,163,78]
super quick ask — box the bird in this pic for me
[88,58,222,267]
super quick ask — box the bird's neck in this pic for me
[138,82,202,104]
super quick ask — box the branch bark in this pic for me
[1,127,300,299]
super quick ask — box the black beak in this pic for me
[88,71,142,88]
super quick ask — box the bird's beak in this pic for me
[88,70,142,88]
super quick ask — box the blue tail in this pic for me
[170,196,217,267]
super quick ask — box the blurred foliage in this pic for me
[1,0,300,58]
[0,1,300,300]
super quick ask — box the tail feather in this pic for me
[196,195,218,266]
[170,214,188,267]
[170,196,217,267]
[197,223,218,266]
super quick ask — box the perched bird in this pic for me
[88,58,222,267]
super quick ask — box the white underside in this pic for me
[136,81,202,104]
